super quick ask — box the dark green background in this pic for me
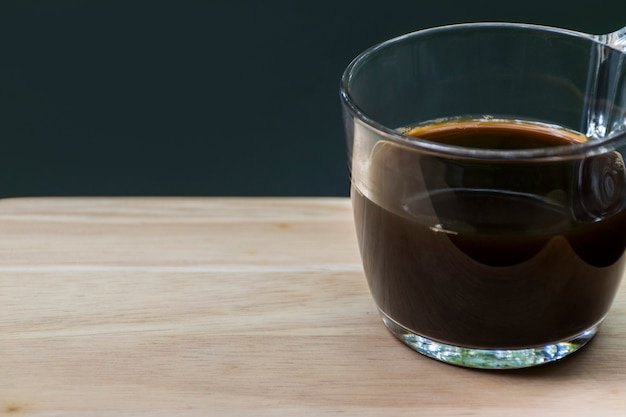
[1,0,625,197]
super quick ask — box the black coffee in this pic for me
[353,120,626,348]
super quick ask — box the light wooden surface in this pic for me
[0,197,625,416]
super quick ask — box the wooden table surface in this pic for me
[0,197,625,416]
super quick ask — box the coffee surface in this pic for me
[403,119,588,149]
[353,119,626,348]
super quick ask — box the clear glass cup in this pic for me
[341,23,626,369]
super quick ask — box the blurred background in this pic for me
[1,0,625,197]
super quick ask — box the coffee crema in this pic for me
[353,119,626,348]
[402,119,588,149]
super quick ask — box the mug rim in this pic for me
[340,22,626,161]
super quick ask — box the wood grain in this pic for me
[0,197,624,416]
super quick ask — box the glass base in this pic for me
[381,312,599,369]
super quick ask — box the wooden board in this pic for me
[0,197,624,416]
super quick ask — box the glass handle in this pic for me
[585,25,626,139]
[596,26,626,51]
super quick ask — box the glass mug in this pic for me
[341,23,626,369]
